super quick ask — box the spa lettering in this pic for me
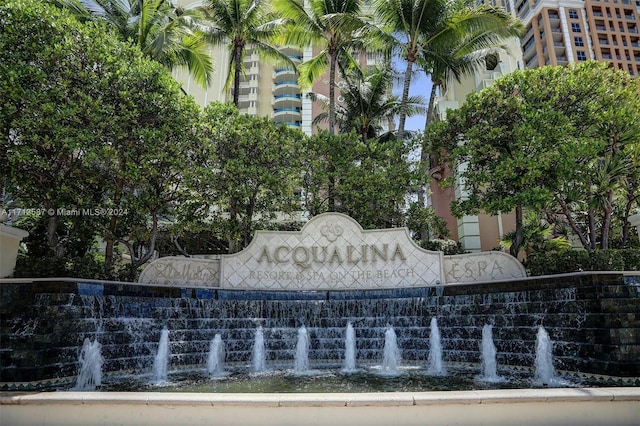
[256,243,407,269]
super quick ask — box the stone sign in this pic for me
[443,252,528,284]
[138,257,220,288]
[220,213,443,290]
[138,213,527,289]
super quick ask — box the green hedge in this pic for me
[524,249,640,276]
[12,255,139,282]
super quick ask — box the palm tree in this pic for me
[310,66,425,142]
[373,0,448,141]
[374,0,522,140]
[273,0,370,135]
[420,3,523,128]
[53,0,215,88]
[205,0,297,107]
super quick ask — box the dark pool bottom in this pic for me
[98,365,621,393]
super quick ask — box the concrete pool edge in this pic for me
[1,388,639,425]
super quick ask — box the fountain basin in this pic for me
[1,388,639,426]
[1,272,640,389]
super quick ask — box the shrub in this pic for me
[13,254,140,281]
[524,249,639,276]
[419,239,465,255]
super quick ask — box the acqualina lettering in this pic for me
[256,243,407,269]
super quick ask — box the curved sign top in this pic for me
[139,213,527,289]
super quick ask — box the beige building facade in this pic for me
[519,0,640,75]
[432,0,639,253]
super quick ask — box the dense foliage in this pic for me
[433,61,640,257]
[525,249,640,276]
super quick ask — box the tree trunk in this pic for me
[424,81,439,130]
[172,236,191,257]
[600,191,613,250]
[587,211,597,250]
[415,81,440,227]
[621,177,639,247]
[233,41,243,107]
[556,196,590,249]
[46,212,64,258]
[228,198,240,253]
[328,52,337,135]
[397,58,414,141]
[509,205,524,258]
[105,177,125,265]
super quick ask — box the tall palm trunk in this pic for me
[397,56,415,141]
[233,41,244,107]
[416,81,440,213]
[328,51,337,135]
[424,80,439,130]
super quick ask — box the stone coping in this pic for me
[1,270,638,290]
[2,387,639,406]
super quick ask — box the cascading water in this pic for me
[7,272,627,393]
[293,326,310,373]
[478,324,505,383]
[72,337,102,391]
[152,327,170,383]
[342,322,357,372]
[534,326,562,386]
[427,317,447,376]
[207,334,226,376]
[380,325,400,375]
[251,326,267,373]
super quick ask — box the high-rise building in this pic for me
[519,0,640,75]
[431,0,639,253]
[174,1,305,131]
[431,1,523,252]
[174,1,386,136]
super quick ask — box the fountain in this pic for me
[478,324,505,383]
[342,322,357,372]
[293,326,310,373]
[251,326,267,373]
[0,213,638,425]
[152,328,169,383]
[380,325,400,375]
[427,317,446,376]
[207,334,226,376]
[72,337,102,391]
[534,326,563,386]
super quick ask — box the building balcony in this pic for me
[523,44,537,61]
[280,46,302,59]
[525,55,539,68]
[273,107,302,122]
[273,68,297,84]
[273,80,300,94]
[276,121,302,129]
[273,94,302,109]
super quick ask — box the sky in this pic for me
[392,57,433,133]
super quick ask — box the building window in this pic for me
[569,9,579,19]
[572,23,581,33]
[575,36,584,46]
[577,50,587,61]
